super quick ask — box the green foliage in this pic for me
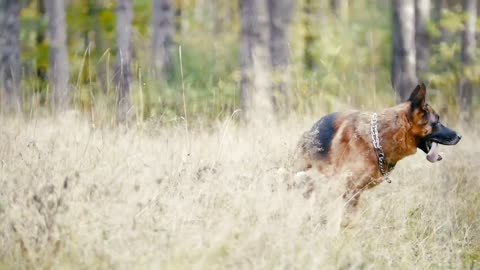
[289,0,394,113]
[15,0,480,124]
[426,10,480,121]
[439,9,465,33]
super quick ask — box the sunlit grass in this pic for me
[0,112,479,269]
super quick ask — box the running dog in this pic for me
[292,84,461,223]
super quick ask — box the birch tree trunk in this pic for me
[268,0,294,115]
[115,0,133,123]
[415,0,430,77]
[460,0,476,123]
[0,0,21,113]
[151,0,174,79]
[46,0,70,111]
[239,0,273,123]
[392,0,417,102]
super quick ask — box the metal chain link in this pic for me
[370,113,391,183]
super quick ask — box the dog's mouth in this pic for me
[419,136,461,163]
[418,123,462,163]
[423,140,442,163]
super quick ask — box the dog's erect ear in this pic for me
[408,83,426,108]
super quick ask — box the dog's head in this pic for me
[407,83,461,162]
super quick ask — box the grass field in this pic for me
[1,112,479,269]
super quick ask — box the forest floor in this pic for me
[1,112,479,269]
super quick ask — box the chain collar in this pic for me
[370,113,392,183]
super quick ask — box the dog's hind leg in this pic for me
[340,184,362,228]
[302,179,315,198]
[288,153,311,185]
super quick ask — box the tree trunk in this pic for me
[92,0,108,93]
[460,0,476,123]
[211,0,224,34]
[37,0,47,81]
[0,0,21,113]
[239,0,273,123]
[151,0,174,79]
[46,0,70,111]
[175,0,182,33]
[392,0,417,102]
[115,0,133,123]
[415,0,430,77]
[330,0,347,18]
[303,0,318,71]
[434,0,452,43]
[268,0,294,115]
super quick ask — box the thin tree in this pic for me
[211,0,224,34]
[0,0,21,113]
[92,0,108,93]
[433,0,450,43]
[114,0,133,123]
[460,0,476,123]
[239,0,273,122]
[303,0,317,70]
[392,0,417,102]
[267,0,295,115]
[37,0,47,81]
[151,0,174,79]
[415,0,430,77]
[46,0,70,111]
[330,0,347,18]
[175,0,182,33]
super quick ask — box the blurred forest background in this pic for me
[2,2,480,268]
[0,0,478,125]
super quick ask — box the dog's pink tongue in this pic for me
[426,142,440,163]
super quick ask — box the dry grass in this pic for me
[1,112,479,269]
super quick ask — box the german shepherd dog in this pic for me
[292,84,461,224]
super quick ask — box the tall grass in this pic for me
[0,113,479,269]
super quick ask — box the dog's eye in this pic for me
[422,111,429,120]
